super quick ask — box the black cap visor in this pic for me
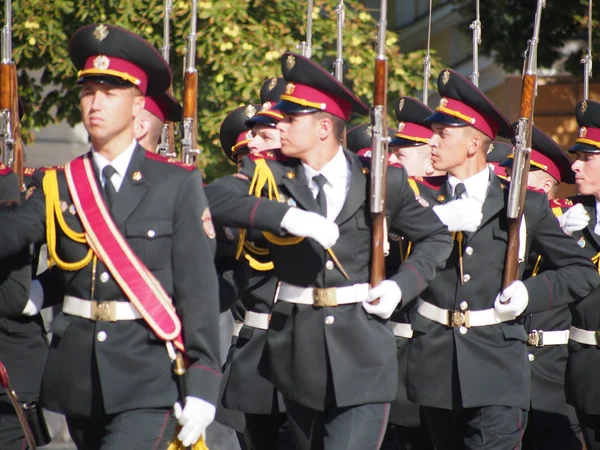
[274,99,320,116]
[568,142,600,154]
[245,114,279,128]
[77,74,136,89]
[423,111,470,128]
[389,136,427,147]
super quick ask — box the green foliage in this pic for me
[7,0,440,180]
[451,0,597,76]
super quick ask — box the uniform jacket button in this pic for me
[465,246,474,256]
[325,260,334,270]
[147,230,156,238]
[459,326,468,335]
[528,353,535,362]
[325,315,335,325]
[462,274,471,283]
[99,272,110,283]
[459,301,468,311]
[97,331,107,342]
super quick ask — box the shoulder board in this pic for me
[0,163,13,176]
[249,149,289,162]
[144,151,196,171]
[411,175,446,190]
[549,197,574,209]
[38,165,65,172]
[388,162,404,169]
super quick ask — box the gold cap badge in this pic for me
[93,24,109,42]
[581,100,588,114]
[439,97,448,108]
[93,55,110,70]
[366,125,373,137]
[398,122,406,132]
[244,105,256,117]
[261,101,272,111]
[397,98,405,112]
[286,55,296,70]
[285,82,295,95]
[268,77,278,91]
[441,70,451,85]
[579,127,588,138]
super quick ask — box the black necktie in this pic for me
[313,174,328,218]
[102,165,118,208]
[454,182,467,200]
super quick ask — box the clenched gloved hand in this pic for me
[362,280,402,320]
[493,280,529,320]
[173,396,216,447]
[281,207,339,249]
[557,203,589,235]
[432,197,483,232]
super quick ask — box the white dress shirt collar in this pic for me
[448,167,490,204]
[92,140,137,191]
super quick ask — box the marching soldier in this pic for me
[485,141,512,179]
[501,126,583,449]
[562,99,600,450]
[206,52,453,450]
[134,92,182,153]
[219,78,297,450]
[0,24,221,449]
[409,69,598,450]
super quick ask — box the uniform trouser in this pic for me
[393,424,435,450]
[66,408,177,450]
[576,412,600,450]
[283,397,389,450]
[522,408,583,450]
[0,396,28,450]
[245,412,295,450]
[422,405,528,450]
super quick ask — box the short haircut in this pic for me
[313,111,345,142]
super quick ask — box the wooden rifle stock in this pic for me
[0,62,23,191]
[181,70,198,165]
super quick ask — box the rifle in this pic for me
[581,0,593,99]
[469,0,482,87]
[180,0,200,165]
[334,0,347,147]
[370,0,390,303]
[297,0,314,58]
[0,361,37,449]
[0,0,23,190]
[157,0,177,158]
[502,0,545,297]
[423,0,433,103]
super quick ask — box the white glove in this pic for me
[493,280,529,320]
[362,280,402,320]
[173,396,216,447]
[432,198,483,232]
[280,207,339,249]
[557,203,589,235]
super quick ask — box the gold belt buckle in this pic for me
[313,288,338,307]
[91,301,117,322]
[448,310,470,328]
[527,330,544,347]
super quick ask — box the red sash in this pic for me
[64,155,184,351]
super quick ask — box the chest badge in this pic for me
[578,236,586,248]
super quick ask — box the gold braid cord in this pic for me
[244,159,348,277]
[531,206,564,277]
[43,169,93,271]
[592,253,600,275]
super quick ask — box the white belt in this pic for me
[388,321,413,338]
[417,300,515,328]
[63,295,142,321]
[278,282,369,307]
[232,311,270,337]
[569,326,599,346]
[233,322,244,337]
[527,329,569,347]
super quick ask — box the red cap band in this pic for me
[80,55,148,94]
[280,82,351,120]
[506,149,561,181]
[575,126,600,148]
[437,97,498,139]
[144,96,167,122]
[394,122,433,143]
